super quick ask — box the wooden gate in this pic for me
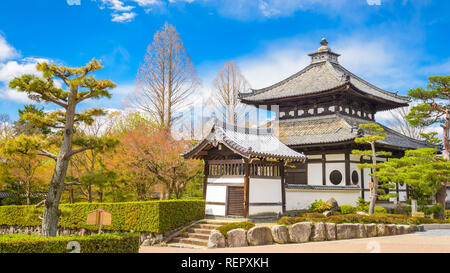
[226,186,244,217]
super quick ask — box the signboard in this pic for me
[411,211,424,217]
[87,209,112,234]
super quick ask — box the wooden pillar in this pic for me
[280,160,286,215]
[360,156,365,199]
[345,152,350,186]
[202,160,208,200]
[322,154,326,185]
[243,159,250,218]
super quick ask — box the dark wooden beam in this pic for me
[203,161,208,200]
[280,161,286,214]
[243,158,250,218]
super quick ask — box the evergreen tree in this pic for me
[9,59,118,236]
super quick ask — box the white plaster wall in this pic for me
[350,154,360,161]
[308,163,322,185]
[325,162,345,186]
[326,154,345,160]
[350,163,360,186]
[249,178,282,203]
[398,191,407,202]
[307,154,322,159]
[205,204,226,216]
[447,189,450,202]
[249,205,282,216]
[205,185,226,203]
[207,177,244,184]
[286,190,359,211]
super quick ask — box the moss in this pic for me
[340,205,355,214]
[216,221,255,238]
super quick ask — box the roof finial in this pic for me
[320,38,328,46]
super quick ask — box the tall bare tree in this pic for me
[386,106,424,139]
[212,61,250,124]
[132,23,199,129]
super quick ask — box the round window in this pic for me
[329,170,342,185]
[351,170,359,185]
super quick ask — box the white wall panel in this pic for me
[286,190,359,210]
[308,163,322,185]
[249,178,282,203]
[325,162,345,186]
[205,204,226,216]
[249,205,282,216]
[205,185,226,203]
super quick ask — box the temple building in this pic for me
[239,38,437,211]
[183,38,438,218]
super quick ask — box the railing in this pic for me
[207,160,280,177]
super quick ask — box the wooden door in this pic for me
[226,186,244,217]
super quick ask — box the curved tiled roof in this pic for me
[182,122,306,161]
[239,40,409,105]
[276,114,439,150]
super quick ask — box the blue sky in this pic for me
[0,0,449,122]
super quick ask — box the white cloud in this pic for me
[0,35,53,104]
[132,0,159,6]
[0,35,20,61]
[111,11,137,22]
[101,0,134,11]
[66,0,81,5]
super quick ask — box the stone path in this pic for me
[140,230,450,253]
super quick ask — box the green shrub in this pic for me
[374,206,387,214]
[309,200,332,213]
[0,200,205,234]
[355,197,369,212]
[340,205,355,214]
[0,233,139,253]
[216,221,255,238]
[424,204,444,217]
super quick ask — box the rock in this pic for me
[386,224,396,236]
[365,224,377,237]
[325,223,336,240]
[336,223,358,240]
[326,198,339,212]
[288,222,312,243]
[417,225,425,232]
[408,225,417,233]
[376,224,386,236]
[155,234,164,242]
[356,224,367,238]
[271,225,289,244]
[141,239,152,247]
[80,228,87,236]
[311,222,326,241]
[323,210,333,217]
[227,228,248,247]
[356,211,369,216]
[208,230,226,248]
[397,225,408,235]
[247,226,273,246]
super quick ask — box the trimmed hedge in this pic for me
[340,205,355,214]
[0,233,140,253]
[216,221,255,238]
[277,212,450,226]
[0,200,205,234]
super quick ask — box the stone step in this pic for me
[166,243,206,249]
[200,220,237,226]
[187,228,213,235]
[184,232,210,240]
[172,237,209,247]
[192,223,222,230]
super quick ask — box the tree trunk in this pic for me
[368,142,378,216]
[41,93,76,237]
[436,184,447,220]
[443,112,449,160]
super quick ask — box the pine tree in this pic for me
[352,123,392,215]
[9,59,118,236]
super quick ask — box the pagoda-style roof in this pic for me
[276,113,439,151]
[239,38,409,109]
[182,122,306,161]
